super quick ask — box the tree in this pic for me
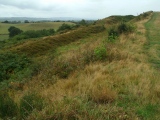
[2,20,9,23]
[79,19,86,26]
[24,20,29,23]
[8,26,23,38]
[57,23,71,32]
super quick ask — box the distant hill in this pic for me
[0,17,83,22]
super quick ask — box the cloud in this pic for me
[0,0,159,19]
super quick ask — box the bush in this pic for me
[57,23,72,32]
[94,46,107,61]
[0,52,31,82]
[117,23,136,34]
[108,27,118,42]
[0,91,18,118]
[107,23,136,42]
[20,92,44,118]
[8,26,23,38]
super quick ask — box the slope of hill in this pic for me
[0,11,160,120]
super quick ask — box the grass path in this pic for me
[145,12,160,68]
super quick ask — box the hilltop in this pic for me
[0,11,160,120]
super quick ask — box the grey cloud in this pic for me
[0,0,159,19]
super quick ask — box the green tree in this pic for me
[8,26,23,38]
[79,19,86,26]
[57,23,71,32]
[24,20,29,23]
[2,20,9,23]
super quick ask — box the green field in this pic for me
[0,22,74,40]
[0,34,8,41]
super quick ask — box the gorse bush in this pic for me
[20,92,44,118]
[0,91,18,119]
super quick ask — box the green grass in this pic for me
[136,104,159,119]
[0,34,8,41]
[145,12,160,69]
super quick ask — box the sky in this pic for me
[0,0,159,19]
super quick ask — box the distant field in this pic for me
[0,22,75,40]
[0,34,8,41]
[0,22,75,34]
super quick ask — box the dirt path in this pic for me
[145,12,160,69]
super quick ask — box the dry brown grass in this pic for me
[25,16,159,100]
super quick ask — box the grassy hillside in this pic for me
[0,11,160,120]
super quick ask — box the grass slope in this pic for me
[0,12,160,120]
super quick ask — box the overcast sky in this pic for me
[0,0,159,19]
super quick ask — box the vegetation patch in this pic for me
[20,92,44,118]
[136,104,159,119]
[11,28,55,40]
[0,91,18,119]
[94,46,107,61]
[0,52,31,82]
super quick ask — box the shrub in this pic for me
[57,23,72,32]
[107,23,135,42]
[117,23,136,34]
[8,26,23,38]
[0,52,31,82]
[108,27,118,42]
[0,91,18,118]
[19,92,44,118]
[94,46,107,61]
